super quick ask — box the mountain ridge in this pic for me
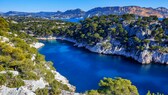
[1,6,168,18]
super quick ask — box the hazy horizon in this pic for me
[0,0,168,12]
[1,5,168,13]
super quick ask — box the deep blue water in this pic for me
[38,40,168,95]
[59,18,83,23]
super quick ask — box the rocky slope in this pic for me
[1,6,168,19]
[86,6,168,18]
[0,35,75,95]
[44,36,168,65]
[6,14,168,65]
[0,17,75,95]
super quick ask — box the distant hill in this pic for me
[1,6,168,19]
[85,6,168,18]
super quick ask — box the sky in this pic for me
[0,0,168,12]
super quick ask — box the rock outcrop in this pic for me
[86,42,168,64]
[0,69,75,95]
[49,37,168,64]
[30,42,44,49]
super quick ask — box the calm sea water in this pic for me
[38,40,168,95]
[60,18,83,23]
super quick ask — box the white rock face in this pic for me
[36,36,168,64]
[0,36,14,47]
[0,86,35,95]
[0,36,9,42]
[36,36,56,40]
[31,54,36,61]
[23,78,48,91]
[0,78,47,95]
[0,37,76,95]
[45,63,76,91]
[137,50,152,64]
[53,37,168,64]
[88,43,168,64]
[14,34,18,37]
[61,90,85,95]
[0,70,19,76]
[0,66,76,95]
[51,70,76,92]
[30,42,44,49]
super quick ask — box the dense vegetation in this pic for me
[0,17,70,94]
[3,15,167,94]
[7,15,168,53]
[86,77,164,95]
[86,77,139,95]
[7,16,74,37]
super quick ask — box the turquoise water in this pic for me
[38,40,168,95]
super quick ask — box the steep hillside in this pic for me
[8,14,168,64]
[58,15,168,64]
[0,17,75,95]
[86,6,168,18]
[1,15,166,95]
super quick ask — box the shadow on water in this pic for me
[39,40,168,95]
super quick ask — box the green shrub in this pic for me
[1,72,24,88]
[0,55,11,64]
[0,17,9,32]
[2,45,14,55]
[136,46,145,51]
[36,53,45,62]
[143,39,150,44]
[6,76,25,88]
[86,90,100,95]
[98,77,139,95]
[133,37,141,43]
[102,42,112,49]
[0,65,5,71]
[35,88,49,95]
[18,59,35,72]
[49,80,69,95]
[20,71,39,80]
[0,74,6,85]
[50,81,61,95]
[146,91,164,95]
[44,70,55,83]
[46,61,56,71]
[150,46,162,50]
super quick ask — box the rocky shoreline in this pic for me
[0,65,76,95]
[0,39,76,95]
[37,36,168,65]
[32,40,76,91]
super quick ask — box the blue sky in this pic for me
[0,0,168,12]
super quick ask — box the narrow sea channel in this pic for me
[39,40,168,95]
